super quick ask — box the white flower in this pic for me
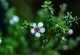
[31,22,45,37]
[0,38,2,44]
[62,37,66,41]
[68,29,73,35]
[12,15,19,22]
[9,15,19,25]
[9,19,14,25]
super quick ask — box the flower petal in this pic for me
[38,22,43,27]
[35,32,40,37]
[9,19,14,25]
[31,28,35,34]
[33,23,36,27]
[40,28,45,33]
[68,29,73,35]
[0,39,2,44]
[12,15,19,23]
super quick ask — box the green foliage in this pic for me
[0,0,80,55]
[6,7,16,18]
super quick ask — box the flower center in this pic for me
[35,27,40,32]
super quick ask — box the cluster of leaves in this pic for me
[0,0,80,55]
[22,1,80,55]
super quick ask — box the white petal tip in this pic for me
[33,23,36,27]
[31,28,35,34]
[40,28,45,33]
[35,33,40,38]
[38,22,43,27]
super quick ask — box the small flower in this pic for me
[9,19,14,24]
[61,37,67,41]
[9,15,19,25]
[0,38,2,44]
[31,22,45,37]
[62,37,66,40]
[68,29,73,35]
[12,15,19,23]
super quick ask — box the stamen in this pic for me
[34,27,40,32]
